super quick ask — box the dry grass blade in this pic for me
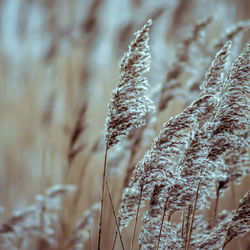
[68,102,88,167]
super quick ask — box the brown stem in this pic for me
[17,237,24,250]
[130,185,143,250]
[167,212,171,222]
[213,185,220,224]
[98,147,108,250]
[106,181,125,250]
[112,231,118,250]
[185,180,201,250]
[184,205,192,249]
[181,209,185,239]
[156,204,167,250]
[88,228,91,250]
[222,235,228,249]
[222,229,243,250]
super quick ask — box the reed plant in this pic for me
[0,0,249,249]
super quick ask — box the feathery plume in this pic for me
[223,192,250,248]
[190,211,232,249]
[210,41,249,193]
[119,94,215,230]
[105,19,154,149]
[158,17,212,112]
[99,19,154,249]
[66,203,100,250]
[201,41,231,96]
[179,41,249,207]
[190,192,249,250]
[138,41,249,248]
[139,184,183,250]
[119,41,249,250]
[0,184,75,250]
[212,20,250,52]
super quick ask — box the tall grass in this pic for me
[0,0,249,249]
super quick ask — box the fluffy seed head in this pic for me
[105,20,154,149]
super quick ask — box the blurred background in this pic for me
[0,0,249,249]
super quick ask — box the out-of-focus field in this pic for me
[0,0,249,249]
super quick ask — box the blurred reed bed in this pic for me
[0,0,249,249]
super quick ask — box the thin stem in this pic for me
[106,181,125,250]
[112,231,118,250]
[181,209,185,239]
[213,185,220,224]
[88,228,91,250]
[39,202,46,233]
[98,147,108,250]
[130,185,143,250]
[184,205,192,249]
[17,237,24,250]
[230,182,243,250]
[185,180,201,250]
[222,235,228,249]
[222,229,243,250]
[156,204,167,250]
[167,212,171,222]
[153,117,158,133]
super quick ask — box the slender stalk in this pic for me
[130,184,143,250]
[222,225,243,250]
[184,205,192,249]
[223,236,243,250]
[229,183,243,250]
[153,116,158,133]
[185,180,201,250]
[88,229,91,250]
[167,212,171,222]
[98,147,108,250]
[181,209,185,239]
[39,202,46,232]
[156,204,167,250]
[106,181,125,250]
[213,185,220,224]
[222,234,228,250]
[17,237,24,250]
[112,231,118,250]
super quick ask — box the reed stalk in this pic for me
[106,181,125,250]
[98,147,108,250]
